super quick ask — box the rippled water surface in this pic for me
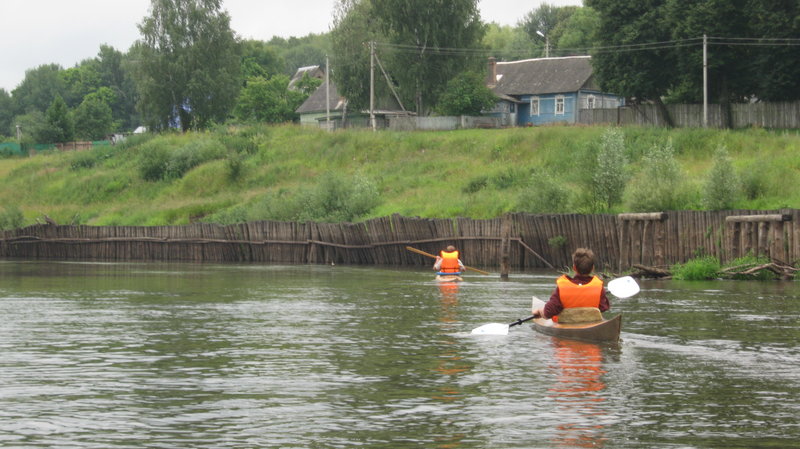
[1,261,798,448]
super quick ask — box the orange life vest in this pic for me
[439,250,461,273]
[556,274,604,309]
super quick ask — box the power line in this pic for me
[371,35,799,60]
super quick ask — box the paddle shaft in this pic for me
[405,246,490,275]
[509,314,539,327]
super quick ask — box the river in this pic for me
[0,260,798,448]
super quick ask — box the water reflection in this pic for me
[433,279,468,448]
[437,280,460,324]
[547,338,610,448]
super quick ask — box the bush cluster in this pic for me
[138,137,225,181]
[703,146,740,210]
[205,171,381,224]
[671,256,722,280]
[0,205,24,230]
[624,139,688,211]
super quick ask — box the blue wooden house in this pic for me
[487,56,624,126]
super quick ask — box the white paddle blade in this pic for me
[608,276,640,298]
[531,296,546,312]
[470,323,509,335]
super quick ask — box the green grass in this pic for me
[671,256,722,280]
[0,124,798,227]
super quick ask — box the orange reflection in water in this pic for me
[431,280,469,449]
[547,338,610,448]
[434,280,468,379]
[437,280,460,323]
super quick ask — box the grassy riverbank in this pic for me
[1,124,798,228]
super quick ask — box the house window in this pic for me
[587,95,595,109]
[530,97,540,116]
[555,96,565,115]
[510,102,516,113]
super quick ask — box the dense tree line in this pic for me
[588,0,800,125]
[2,0,798,144]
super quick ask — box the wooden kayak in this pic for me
[531,314,622,343]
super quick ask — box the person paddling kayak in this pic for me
[433,245,465,275]
[532,248,610,322]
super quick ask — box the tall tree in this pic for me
[97,45,139,131]
[665,0,754,127]
[233,75,305,123]
[521,3,579,57]
[73,88,116,140]
[241,40,285,80]
[11,64,66,115]
[41,94,74,143]
[586,0,677,125]
[554,7,600,55]
[742,0,800,102]
[483,23,537,61]
[60,61,103,108]
[134,0,241,131]
[330,0,385,111]
[0,89,13,137]
[370,0,485,115]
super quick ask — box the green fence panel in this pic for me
[32,144,57,152]
[0,142,23,156]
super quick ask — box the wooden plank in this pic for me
[726,214,792,223]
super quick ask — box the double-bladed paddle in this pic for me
[470,313,541,335]
[470,276,640,336]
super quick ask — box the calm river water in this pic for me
[0,261,798,448]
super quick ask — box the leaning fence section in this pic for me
[1,210,797,272]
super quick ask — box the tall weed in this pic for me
[215,172,382,223]
[515,169,572,213]
[138,137,225,181]
[0,205,24,230]
[593,127,628,211]
[703,146,740,210]
[671,256,721,280]
[624,138,688,211]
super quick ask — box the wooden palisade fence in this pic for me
[1,210,797,273]
[579,100,800,129]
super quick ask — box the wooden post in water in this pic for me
[500,213,511,279]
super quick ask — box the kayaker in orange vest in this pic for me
[433,245,465,274]
[533,248,610,321]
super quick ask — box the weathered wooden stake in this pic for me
[500,214,511,279]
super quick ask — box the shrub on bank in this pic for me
[625,138,691,212]
[703,146,740,210]
[0,205,24,230]
[671,256,721,280]
[205,171,381,224]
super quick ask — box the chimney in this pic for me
[487,57,497,86]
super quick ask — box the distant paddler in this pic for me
[433,245,465,282]
[404,246,490,278]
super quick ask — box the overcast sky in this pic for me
[0,0,582,92]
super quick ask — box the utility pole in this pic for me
[536,31,549,58]
[325,55,331,131]
[16,124,21,141]
[545,34,550,58]
[703,34,708,128]
[369,41,376,131]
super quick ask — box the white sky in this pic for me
[0,0,581,92]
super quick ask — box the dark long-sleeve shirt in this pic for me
[542,274,611,319]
